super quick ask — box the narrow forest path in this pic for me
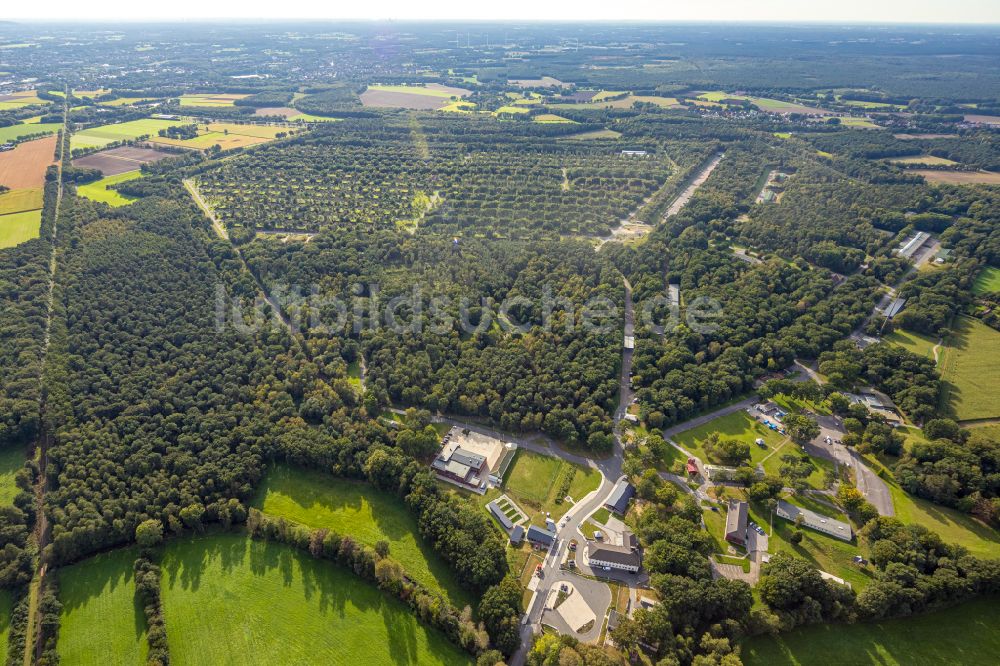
[24,88,70,666]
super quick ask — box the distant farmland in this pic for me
[150,122,286,150]
[71,118,186,151]
[914,169,1000,185]
[73,145,173,176]
[360,84,470,110]
[178,93,250,107]
[0,122,61,143]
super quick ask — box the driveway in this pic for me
[540,576,611,644]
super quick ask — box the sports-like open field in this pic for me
[0,210,41,248]
[178,93,250,107]
[360,84,470,110]
[0,135,57,189]
[914,169,1000,185]
[71,118,186,151]
[0,122,61,143]
[500,449,601,525]
[73,145,173,176]
[972,266,1000,295]
[161,534,471,666]
[252,465,470,608]
[57,547,147,665]
[742,595,1000,666]
[939,316,1000,421]
[76,170,142,207]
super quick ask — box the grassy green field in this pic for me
[743,595,1000,666]
[0,589,10,665]
[57,548,147,665]
[890,154,958,166]
[252,465,470,608]
[939,316,1000,420]
[0,446,24,506]
[70,118,185,150]
[502,449,601,525]
[879,466,1000,557]
[886,328,940,361]
[673,409,798,465]
[161,534,471,666]
[0,187,43,215]
[0,210,41,248]
[973,266,1000,295]
[76,171,142,207]
[0,123,61,143]
[0,590,8,664]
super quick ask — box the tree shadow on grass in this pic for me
[254,464,471,608]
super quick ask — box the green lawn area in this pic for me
[0,589,11,666]
[879,466,1000,558]
[702,503,729,554]
[251,465,470,608]
[0,446,24,506]
[761,449,835,491]
[973,265,1000,295]
[0,122,61,143]
[782,493,844,520]
[672,410,787,469]
[749,502,873,591]
[57,548,147,665]
[938,316,1000,420]
[742,595,1000,666]
[886,328,939,361]
[70,118,185,151]
[591,507,611,525]
[0,210,41,248]
[502,449,601,525]
[161,534,470,666]
[76,170,142,207]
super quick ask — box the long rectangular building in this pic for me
[776,499,852,541]
[586,542,641,573]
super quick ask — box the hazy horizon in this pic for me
[3,0,1000,25]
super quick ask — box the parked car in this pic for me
[569,540,577,551]
[535,564,543,577]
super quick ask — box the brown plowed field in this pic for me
[73,146,173,176]
[0,135,57,189]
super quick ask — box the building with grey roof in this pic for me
[526,525,556,548]
[605,478,635,515]
[725,500,749,547]
[776,499,852,541]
